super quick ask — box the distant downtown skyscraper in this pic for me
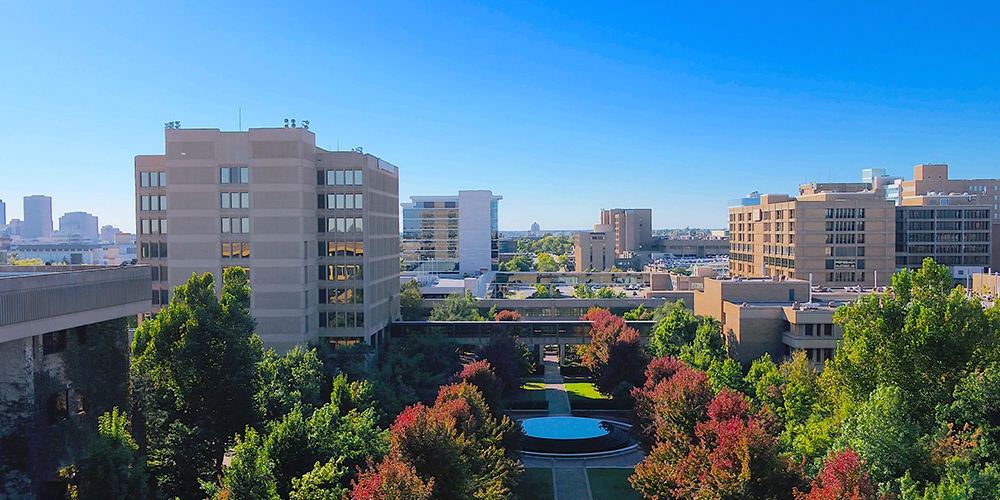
[58,211,100,242]
[22,195,53,239]
[0,199,6,226]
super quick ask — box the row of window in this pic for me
[825,246,865,257]
[140,219,167,234]
[828,271,865,282]
[139,171,167,187]
[826,233,865,244]
[222,192,250,209]
[319,169,364,186]
[762,245,794,256]
[319,264,364,281]
[319,287,364,304]
[221,167,250,184]
[222,242,251,258]
[318,193,363,210]
[150,265,168,282]
[140,195,167,211]
[318,241,364,257]
[151,288,170,305]
[906,244,989,254]
[825,208,866,219]
[905,209,990,219]
[825,221,865,232]
[318,311,365,328]
[140,242,168,258]
[763,256,794,269]
[222,217,251,234]
[801,323,835,336]
[318,217,364,234]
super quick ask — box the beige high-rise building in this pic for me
[136,126,400,351]
[574,224,616,272]
[728,190,896,288]
[600,208,653,254]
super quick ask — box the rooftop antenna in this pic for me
[238,107,242,131]
[284,118,289,128]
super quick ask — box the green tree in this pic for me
[429,291,484,321]
[257,345,325,424]
[535,252,561,272]
[838,385,924,485]
[131,268,264,499]
[529,284,563,298]
[827,258,998,429]
[649,301,700,358]
[400,280,425,320]
[498,254,532,272]
[678,317,727,371]
[290,458,348,500]
[72,408,147,500]
[210,426,278,500]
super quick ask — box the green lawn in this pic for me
[519,468,554,500]
[515,382,548,402]
[589,468,641,500]
[564,382,610,401]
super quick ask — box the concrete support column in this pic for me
[558,343,566,364]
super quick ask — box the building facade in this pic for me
[895,194,991,276]
[600,208,653,254]
[574,225,617,272]
[135,126,400,351]
[900,164,1000,268]
[401,190,502,275]
[728,190,896,288]
[22,195,53,240]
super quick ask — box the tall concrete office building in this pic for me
[728,188,896,288]
[574,224,617,271]
[0,198,6,226]
[22,195,53,239]
[59,211,100,242]
[136,126,400,351]
[401,190,502,274]
[600,208,653,254]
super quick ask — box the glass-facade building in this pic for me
[401,190,502,275]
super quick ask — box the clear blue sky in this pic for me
[2,1,999,232]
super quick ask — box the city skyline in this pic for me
[3,2,1000,231]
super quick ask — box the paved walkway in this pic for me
[527,355,647,499]
[542,355,572,415]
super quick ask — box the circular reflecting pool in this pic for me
[521,416,610,440]
[519,416,633,455]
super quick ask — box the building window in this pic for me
[43,331,68,355]
[222,192,250,209]
[221,167,249,184]
[140,172,149,187]
[222,242,251,258]
[222,217,250,234]
[48,390,70,424]
[325,169,364,186]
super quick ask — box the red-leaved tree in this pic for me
[793,448,880,500]
[453,360,504,415]
[632,356,714,443]
[631,389,802,499]
[495,310,522,321]
[579,307,648,399]
[349,455,434,500]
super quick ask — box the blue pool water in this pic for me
[521,417,610,440]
